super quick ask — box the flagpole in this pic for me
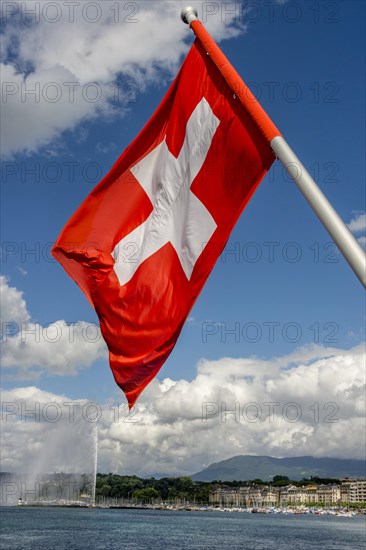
[181,7,366,288]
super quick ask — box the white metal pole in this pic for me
[181,7,366,288]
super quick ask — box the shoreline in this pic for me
[15,501,366,516]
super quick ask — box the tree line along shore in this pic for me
[95,473,366,508]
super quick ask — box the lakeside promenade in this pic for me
[17,499,365,517]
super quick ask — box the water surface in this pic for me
[1,507,365,549]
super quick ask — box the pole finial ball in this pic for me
[181,7,198,24]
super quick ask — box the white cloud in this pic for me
[1,344,364,477]
[347,212,366,249]
[347,212,366,234]
[1,62,112,158]
[357,236,366,249]
[1,277,107,379]
[86,343,366,475]
[2,320,107,378]
[1,1,246,157]
[0,275,30,326]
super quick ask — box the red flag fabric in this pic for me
[52,39,275,408]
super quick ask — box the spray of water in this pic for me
[1,403,98,506]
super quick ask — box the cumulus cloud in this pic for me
[347,212,366,249]
[1,0,246,157]
[0,275,30,326]
[348,213,366,234]
[1,344,364,476]
[357,236,366,249]
[2,320,107,378]
[1,62,112,157]
[1,276,107,379]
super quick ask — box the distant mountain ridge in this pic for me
[191,455,366,482]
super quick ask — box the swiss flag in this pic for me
[52,39,275,408]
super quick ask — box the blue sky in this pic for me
[1,1,365,477]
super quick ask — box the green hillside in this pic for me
[192,455,366,482]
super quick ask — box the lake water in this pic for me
[1,507,365,549]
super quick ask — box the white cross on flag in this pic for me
[53,39,275,408]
